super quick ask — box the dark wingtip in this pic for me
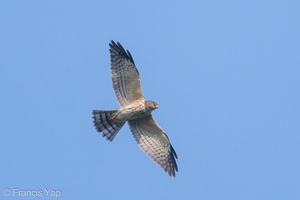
[109,40,117,49]
[169,145,178,177]
[109,40,135,65]
[110,40,116,45]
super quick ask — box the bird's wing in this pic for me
[128,114,178,177]
[109,40,144,106]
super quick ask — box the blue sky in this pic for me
[1,1,300,199]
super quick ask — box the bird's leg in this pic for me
[109,115,116,121]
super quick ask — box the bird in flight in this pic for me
[93,40,178,177]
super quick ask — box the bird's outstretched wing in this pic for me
[128,114,178,177]
[109,40,144,106]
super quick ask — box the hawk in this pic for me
[93,41,178,177]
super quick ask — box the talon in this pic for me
[109,115,116,121]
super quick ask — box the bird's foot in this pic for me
[109,115,116,121]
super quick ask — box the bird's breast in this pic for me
[114,101,152,122]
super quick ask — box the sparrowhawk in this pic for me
[93,41,178,177]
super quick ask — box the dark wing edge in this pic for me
[128,115,178,177]
[109,40,136,66]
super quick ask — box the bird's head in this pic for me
[145,100,159,110]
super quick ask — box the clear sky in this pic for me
[1,1,300,199]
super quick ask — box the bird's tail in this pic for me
[92,110,125,141]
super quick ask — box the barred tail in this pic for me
[92,110,125,141]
